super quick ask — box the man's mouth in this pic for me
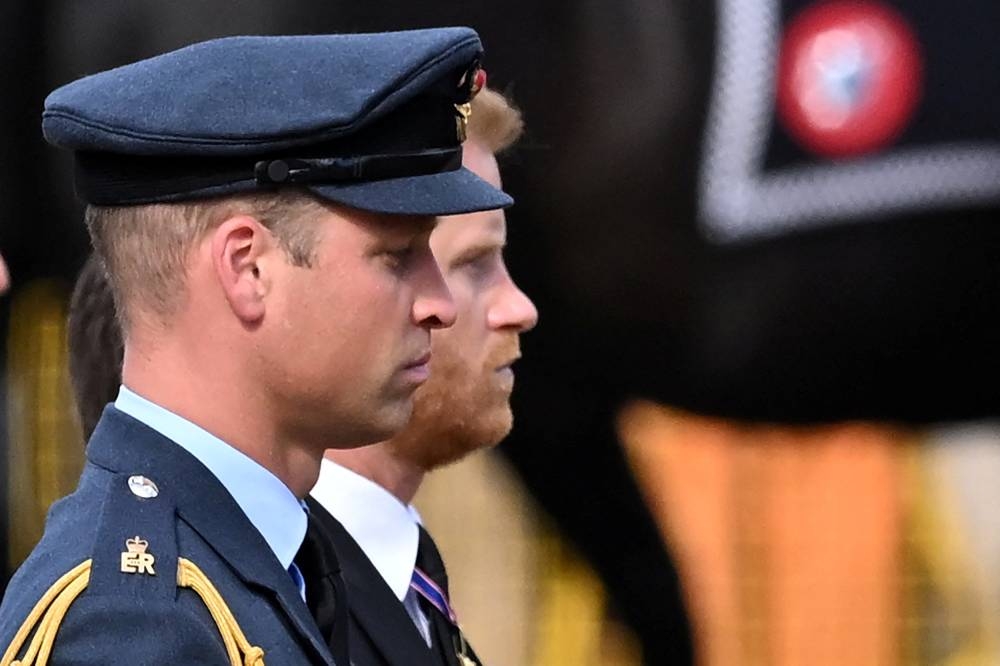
[401,351,432,384]
[406,351,432,368]
[495,353,520,372]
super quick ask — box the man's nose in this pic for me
[412,253,457,330]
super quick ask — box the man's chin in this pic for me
[478,408,514,450]
[419,410,513,471]
[335,400,414,449]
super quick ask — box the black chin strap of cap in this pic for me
[74,146,463,205]
[252,148,461,185]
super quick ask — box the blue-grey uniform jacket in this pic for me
[0,406,336,665]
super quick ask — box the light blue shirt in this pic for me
[114,386,308,580]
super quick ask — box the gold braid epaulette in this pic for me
[1,558,264,666]
[176,558,265,665]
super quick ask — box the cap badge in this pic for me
[454,67,487,142]
[455,102,472,142]
[120,536,157,575]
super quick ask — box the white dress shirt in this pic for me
[310,458,432,644]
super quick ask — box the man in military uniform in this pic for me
[0,29,509,666]
[310,86,537,666]
[61,86,535,666]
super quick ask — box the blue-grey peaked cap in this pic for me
[42,29,512,215]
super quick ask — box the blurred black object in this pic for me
[685,0,1000,423]
[0,0,44,601]
[516,0,1000,425]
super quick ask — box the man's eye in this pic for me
[383,246,415,269]
[455,253,497,281]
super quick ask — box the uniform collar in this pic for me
[310,458,420,601]
[114,385,307,571]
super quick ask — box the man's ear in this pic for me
[210,215,273,323]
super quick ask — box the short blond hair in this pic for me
[86,190,328,330]
[467,88,524,154]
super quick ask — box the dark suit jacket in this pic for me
[0,406,335,665]
[307,497,464,666]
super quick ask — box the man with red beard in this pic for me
[307,87,538,666]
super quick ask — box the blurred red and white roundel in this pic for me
[776,0,923,159]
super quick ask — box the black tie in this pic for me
[295,515,350,665]
[415,526,481,666]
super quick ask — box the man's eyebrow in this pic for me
[450,241,505,264]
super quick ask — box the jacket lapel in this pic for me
[87,407,335,665]
[180,506,335,666]
[309,498,439,666]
